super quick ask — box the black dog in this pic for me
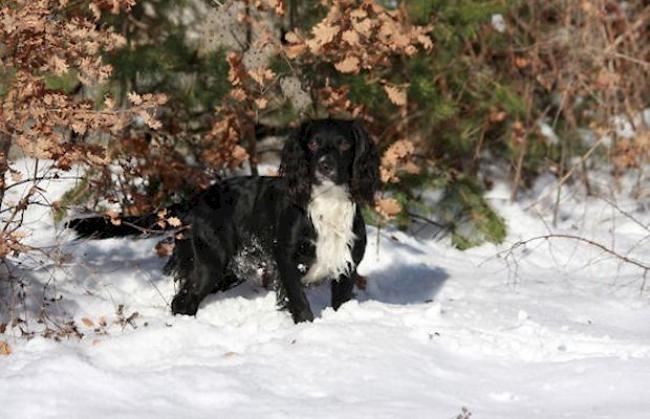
[68,119,380,323]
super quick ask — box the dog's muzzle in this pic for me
[316,155,336,181]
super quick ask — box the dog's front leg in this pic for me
[331,273,355,310]
[275,209,314,323]
[276,258,314,323]
[331,209,367,311]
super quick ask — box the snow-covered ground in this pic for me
[1,162,650,419]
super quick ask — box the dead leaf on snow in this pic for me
[81,317,95,328]
[0,341,11,356]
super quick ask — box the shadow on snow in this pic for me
[2,235,448,323]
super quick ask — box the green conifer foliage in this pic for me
[103,0,230,116]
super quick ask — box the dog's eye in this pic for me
[339,140,352,151]
[307,140,319,152]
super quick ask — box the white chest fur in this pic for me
[302,182,357,285]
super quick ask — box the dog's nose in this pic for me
[317,155,335,175]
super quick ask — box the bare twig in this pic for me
[598,196,650,234]
[503,234,649,271]
[501,234,650,294]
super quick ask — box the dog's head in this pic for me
[279,119,380,207]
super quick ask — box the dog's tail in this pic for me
[66,205,185,239]
[66,214,157,239]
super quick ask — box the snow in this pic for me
[1,161,650,419]
[538,120,559,145]
[491,14,506,33]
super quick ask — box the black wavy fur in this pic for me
[278,120,313,207]
[66,201,186,239]
[66,214,162,239]
[279,119,380,207]
[67,118,381,323]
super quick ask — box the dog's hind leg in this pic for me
[163,237,193,284]
[171,236,228,316]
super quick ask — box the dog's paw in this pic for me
[171,291,199,316]
[291,307,314,324]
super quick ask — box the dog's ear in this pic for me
[350,119,380,204]
[279,121,312,207]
